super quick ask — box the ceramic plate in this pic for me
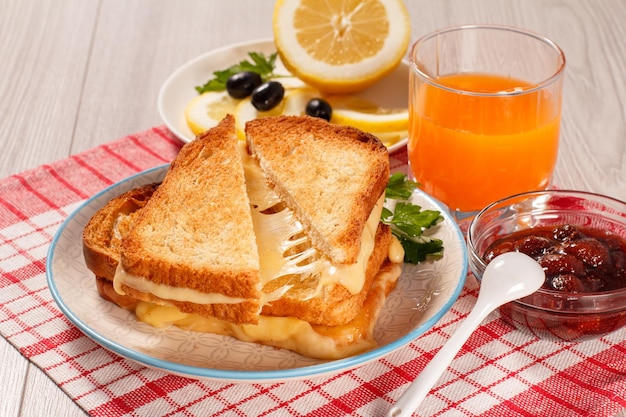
[46,165,467,383]
[157,38,409,153]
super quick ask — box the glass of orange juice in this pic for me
[408,25,566,222]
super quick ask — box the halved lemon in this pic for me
[273,0,411,94]
[184,91,239,136]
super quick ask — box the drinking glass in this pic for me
[407,25,566,222]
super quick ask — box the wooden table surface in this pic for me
[1,0,625,416]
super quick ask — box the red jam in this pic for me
[484,224,626,293]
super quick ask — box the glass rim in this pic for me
[409,24,567,97]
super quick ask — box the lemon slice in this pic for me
[234,87,321,138]
[273,0,411,93]
[281,87,321,114]
[184,91,239,135]
[328,96,409,133]
[370,130,408,148]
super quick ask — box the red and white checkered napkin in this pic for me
[2,126,626,417]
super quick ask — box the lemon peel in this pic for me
[328,96,409,133]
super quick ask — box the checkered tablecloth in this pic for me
[2,125,626,417]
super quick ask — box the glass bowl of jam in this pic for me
[467,190,626,342]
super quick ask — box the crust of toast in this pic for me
[96,276,139,311]
[119,115,262,324]
[261,223,392,326]
[83,183,159,281]
[245,115,390,265]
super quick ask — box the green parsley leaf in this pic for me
[385,172,418,200]
[195,52,279,94]
[248,51,276,74]
[397,235,444,264]
[388,203,443,237]
[381,174,445,264]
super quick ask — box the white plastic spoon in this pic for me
[386,252,545,417]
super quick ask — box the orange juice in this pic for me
[408,73,561,214]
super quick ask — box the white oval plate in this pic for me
[157,38,409,153]
[46,165,467,383]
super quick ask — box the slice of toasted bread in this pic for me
[117,115,262,324]
[83,182,159,311]
[245,115,390,265]
[83,182,159,282]
[96,276,139,311]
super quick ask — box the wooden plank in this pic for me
[22,365,88,417]
[0,0,99,178]
[71,0,274,153]
[0,340,28,417]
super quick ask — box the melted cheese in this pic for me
[388,236,404,264]
[113,269,245,304]
[113,264,293,305]
[249,194,383,296]
[316,197,382,294]
[133,263,402,360]
[108,144,406,359]
[113,142,388,308]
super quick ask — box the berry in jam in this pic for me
[484,224,626,293]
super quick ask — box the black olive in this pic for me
[226,71,263,99]
[251,81,285,111]
[305,98,333,121]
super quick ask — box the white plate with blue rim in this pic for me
[46,165,467,383]
[157,38,410,153]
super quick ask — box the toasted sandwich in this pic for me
[112,115,262,324]
[83,115,404,359]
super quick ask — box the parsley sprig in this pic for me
[381,173,445,264]
[195,52,280,94]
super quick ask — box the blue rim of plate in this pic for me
[46,165,468,382]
